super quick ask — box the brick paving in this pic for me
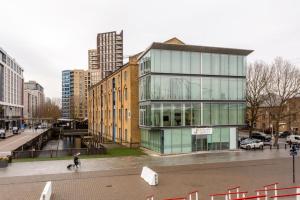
[0,157,299,200]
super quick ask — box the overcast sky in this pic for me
[0,0,299,98]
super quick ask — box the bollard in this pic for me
[285,144,287,149]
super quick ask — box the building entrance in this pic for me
[192,135,208,151]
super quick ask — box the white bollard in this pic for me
[40,181,52,200]
[141,167,158,186]
[297,188,300,200]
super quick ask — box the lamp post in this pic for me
[290,144,298,183]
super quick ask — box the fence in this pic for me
[12,147,106,159]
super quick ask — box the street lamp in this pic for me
[290,144,298,183]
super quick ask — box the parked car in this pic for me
[279,131,291,138]
[251,132,272,144]
[240,139,264,150]
[286,135,300,145]
[12,126,19,134]
[0,129,5,139]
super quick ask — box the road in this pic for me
[0,129,47,155]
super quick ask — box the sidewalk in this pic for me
[0,148,292,178]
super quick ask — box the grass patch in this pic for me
[12,147,146,163]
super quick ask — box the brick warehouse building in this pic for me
[88,38,253,153]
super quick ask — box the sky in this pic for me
[0,0,299,98]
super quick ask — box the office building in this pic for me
[0,47,24,129]
[88,49,99,70]
[97,31,123,79]
[24,80,44,120]
[88,37,253,154]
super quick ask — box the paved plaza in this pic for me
[0,149,299,199]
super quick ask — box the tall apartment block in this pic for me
[62,70,73,119]
[88,49,99,70]
[62,69,89,119]
[24,81,45,120]
[97,31,123,79]
[0,47,24,129]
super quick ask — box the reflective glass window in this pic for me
[191,52,201,74]
[163,103,171,126]
[182,77,191,100]
[220,103,229,125]
[191,77,201,100]
[152,104,161,126]
[182,52,191,74]
[184,104,192,126]
[172,51,182,73]
[192,103,201,125]
[161,50,171,73]
[202,103,211,125]
[161,76,170,100]
[202,77,211,100]
[152,50,161,72]
[172,103,182,126]
[211,78,220,100]
[220,78,229,100]
[202,53,211,74]
[211,103,220,125]
[229,103,238,124]
[229,55,238,76]
[170,77,182,100]
[229,78,237,100]
[211,54,220,75]
[220,54,229,76]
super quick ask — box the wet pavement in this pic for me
[0,129,48,155]
[0,156,299,200]
[0,148,293,178]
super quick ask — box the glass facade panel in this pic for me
[211,104,220,125]
[164,129,172,154]
[202,77,211,100]
[191,52,201,74]
[211,54,220,75]
[152,104,161,126]
[238,103,246,125]
[220,54,229,75]
[237,56,245,76]
[184,104,192,126]
[182,77,191,100]
[182,129,192,153]
[172,51,182,73]
[161,76,170,99]
[229,78,238,100]
[151,75,161,99]
[220,104,229,125]
[152,49,161,72]
[161,50,171,73]
[237,79,245,100]
[182,52,191,74]
[191,77,201,100]
[192,103,201,125]
[202,53,211,74]
[229,55,238,76]
[211,78,220,100]
[229,104,238,125]
[202,103,211,125]
[170,77,182,99]
[163,103,171,126]
[172,129,182,153]
[172,103,182,126]
[220,78,228,100]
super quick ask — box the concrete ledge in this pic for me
[40,181,52,200]
[141,166,158,186]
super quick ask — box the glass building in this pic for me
[62,70,73,119]
[138,41,253,154]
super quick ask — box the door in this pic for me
[192,135,208,151]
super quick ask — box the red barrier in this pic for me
[233,195,266,200]
[270,193,300,198]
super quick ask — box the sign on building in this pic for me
[192,128,212,135]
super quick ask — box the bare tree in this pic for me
[36,100,61,120]
[265,57,300,145]
[246,61,270,136]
